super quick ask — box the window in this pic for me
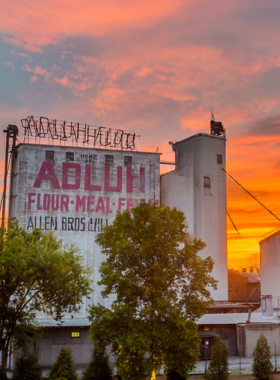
[217,154,223,164]
[66,152,74,161]
[71,332,81,338]
[45,150,54,162]
[124,156,132,166]
[105,155,114,165]
[204,177,211,188]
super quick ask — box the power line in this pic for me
[223,168,280,223]
[227,210,242,238]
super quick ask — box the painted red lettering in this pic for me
[84,164,102,191]
[33,161,61,189]
[60,195,69,211]
[106,197,113,214]
[140,167,145,192]
[52,194,59,211]
[37,194,42,210]
[87,196,95,212]
[95,197,105,213]
[104,165,122,192]
[62,163,81,190]
[118,198,126,211]
[76,195,86,212]
[28,193,36,210]
[126,167,136,193]
[127,198,134,212]
[43,194,50,210]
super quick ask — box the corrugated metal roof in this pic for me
[37,318,91,328]
[197,312,279,325]
[37,312,279,329]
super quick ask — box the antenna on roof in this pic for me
[210,112,225,136]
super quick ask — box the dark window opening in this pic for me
[217,154,223,164]
[66,152,74,161]
[45,150,54,162]
[105,155,114,165]
[204,177,211,188]
[124,156,132,166]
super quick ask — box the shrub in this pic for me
[252,334,273,380]
[48,347,77,380]
[204,336,229,380]
[0,367,7,380]
[83,344,112,380]
[166,368,186,380]
[12,349,42,380]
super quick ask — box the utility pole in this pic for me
[1,125,18,227]
[274,341,277,372]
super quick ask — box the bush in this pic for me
[166,369,186,380]
[12,349,42,380]
[83,344,112,380]
[252,334,273,380]
[48,347,77,380]
[204,336,229,380]
[0,367,7,380]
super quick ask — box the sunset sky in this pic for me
[1,0,280,271]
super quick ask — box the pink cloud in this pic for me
[22,64,51,80]
[3,61,15,69]
[54,76,68,86]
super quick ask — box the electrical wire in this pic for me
[227,210,242,238]
[223,168,280,223]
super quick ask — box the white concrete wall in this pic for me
[161,134,228,301]
[10,144,160,317]
[237,323,280,357]
[260,232,280,308]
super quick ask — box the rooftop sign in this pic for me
[21,116,139,150]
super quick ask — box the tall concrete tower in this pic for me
[161,124,228,301]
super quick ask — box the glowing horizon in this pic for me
[1,0,280,271]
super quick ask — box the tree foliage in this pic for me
[166,369,186,380]
[82,343,113,380]
[12,348,42,380]
[48,347,77,380]
[0,221,92,375]
[204,336,229,380]
[252,334,273,380]
[88,203,217,379]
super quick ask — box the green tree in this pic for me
[204,336,229,380]
[48,347,77,380]
[88,203,217,379]
[0,221,92,376]
[166,369,186,380]
[12,348,42,380]
[83,343,113,380]
[252,334,273,380]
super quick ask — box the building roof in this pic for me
[15,142,161,156]
[37,311,280,329]
[197,312,279,325]
[37,318,91,328]
[228,269,260,283]
[259,228,280,244]
[172,133,226,147]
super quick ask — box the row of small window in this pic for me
[45,151,133,166]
